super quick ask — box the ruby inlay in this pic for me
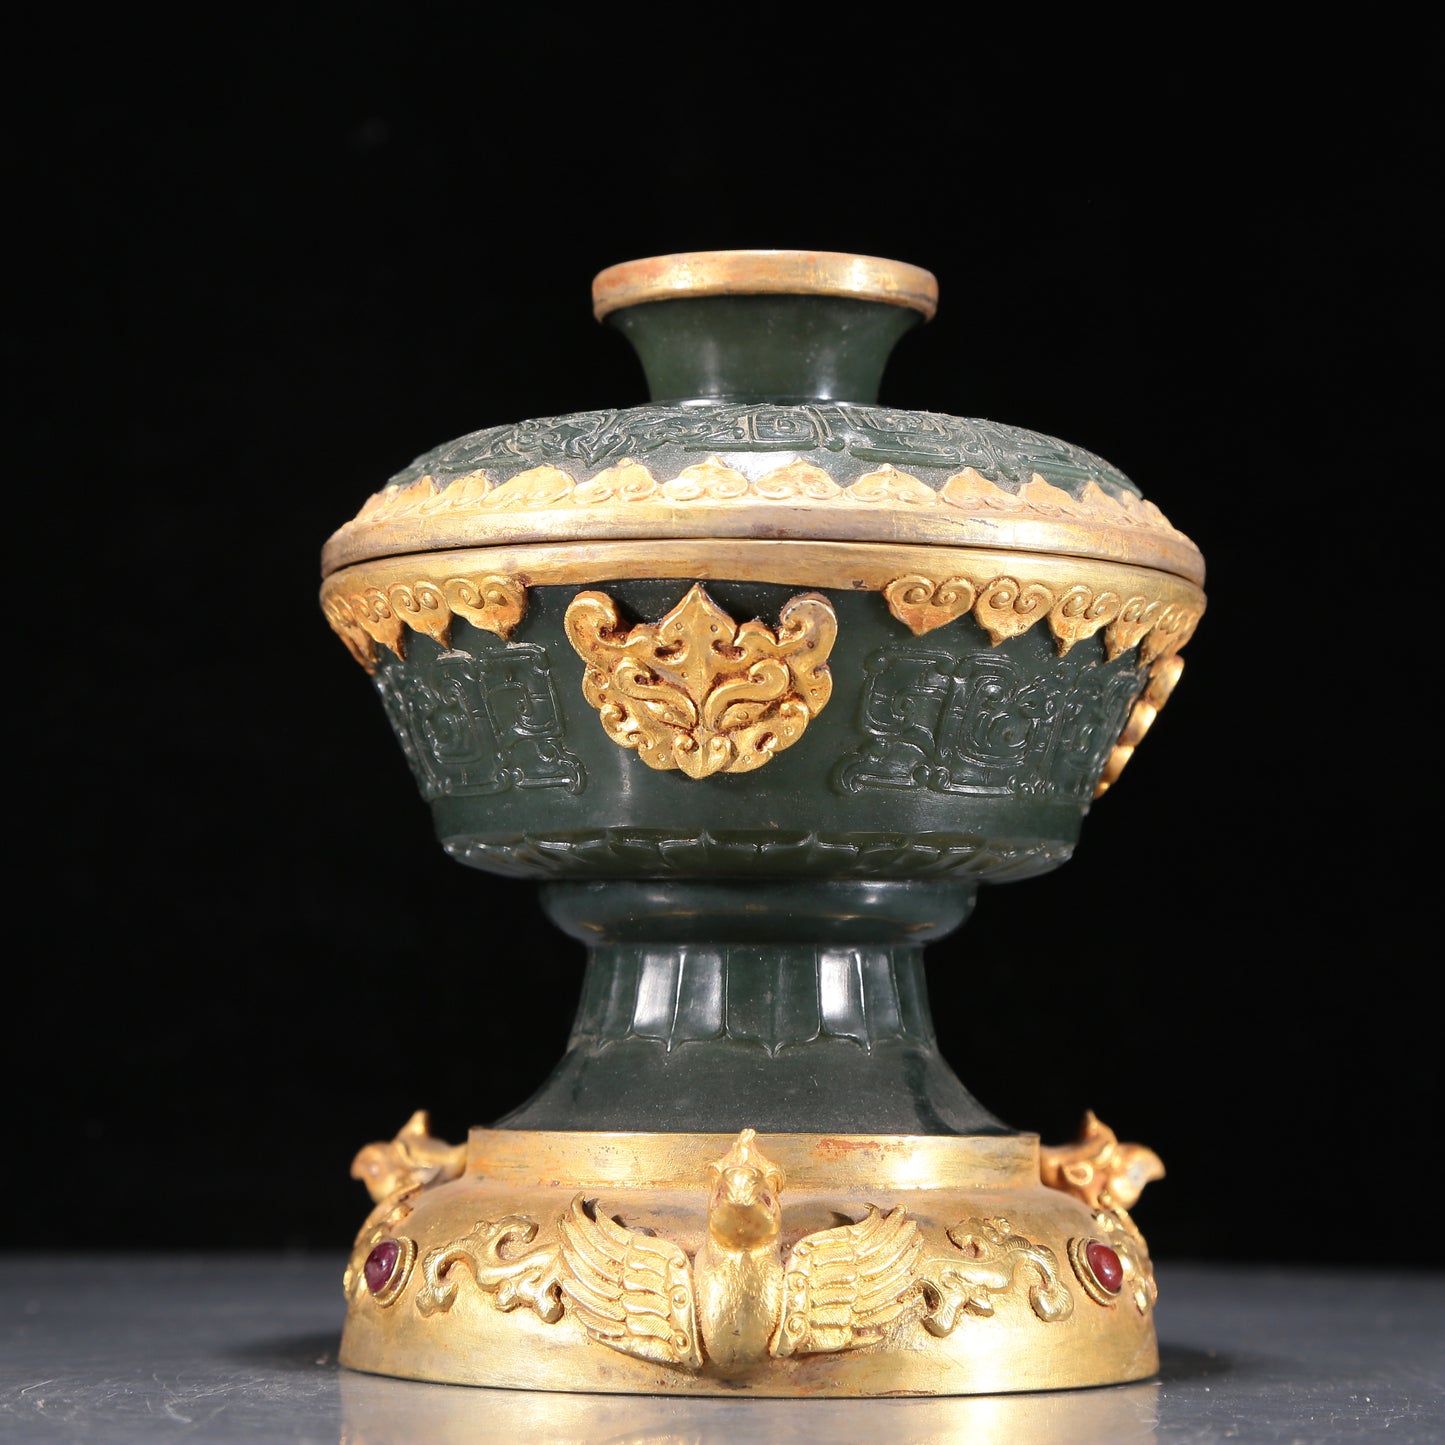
[1085,1240,1123,1295]
[364,1239,402,1295]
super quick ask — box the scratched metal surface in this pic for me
[2,1256,1441,1443]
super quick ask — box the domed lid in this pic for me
[321,251,1203,587]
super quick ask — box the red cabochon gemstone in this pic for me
[363,1240,401,1295]
[1085,1240,1123,1294]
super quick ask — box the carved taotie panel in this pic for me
[374,643,584,801]
[834,647,1144,802]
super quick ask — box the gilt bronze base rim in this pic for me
[341,1122,1160,1397]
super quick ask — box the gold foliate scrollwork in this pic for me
[1050,584,1124,655]
[920,1217,1074,1333]
[1107,595,1165,659]
[333,461,1190,551]
[563,586,836,780]
[349,469,494,522]
[937,470,1179,534]
[974,576,1057,645]
[322,575,526,672]
[415,1216,565,1323]
[881,574,978,637]
[880,570,1200,663]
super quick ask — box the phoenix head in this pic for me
[706,1128,785,1251]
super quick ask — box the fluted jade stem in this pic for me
[497,880,1009,1135]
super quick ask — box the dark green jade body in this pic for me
[353,285,1175,1136]
[608,294,922,403]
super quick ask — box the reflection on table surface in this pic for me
[339,1370,1161,1445]
[6,1257,1440,1443]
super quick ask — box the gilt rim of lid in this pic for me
[592,250,939,322]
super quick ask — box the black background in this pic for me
[15,18,1435,1266]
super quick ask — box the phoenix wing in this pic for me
[557,1195,702,1370]
[771,1206,924,1357]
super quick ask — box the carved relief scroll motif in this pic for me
[370,404,1152,501]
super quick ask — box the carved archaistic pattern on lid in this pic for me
[387,403,1144,493]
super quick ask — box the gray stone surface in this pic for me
[1,1256,1441,1442]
